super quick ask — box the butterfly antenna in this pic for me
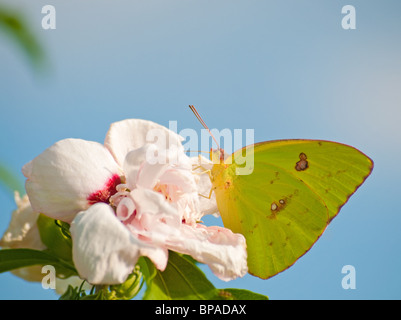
[189,105,220,150]
[185,150,210,154]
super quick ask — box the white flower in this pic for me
[22,119,248,284]
[0,192,91,292]
[0,192,44,251]
[0,192,46,282]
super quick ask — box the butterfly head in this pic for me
[210,148,228,164]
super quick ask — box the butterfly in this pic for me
[190,106,374,279]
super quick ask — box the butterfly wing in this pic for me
[211,139,373,279]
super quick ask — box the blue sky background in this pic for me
[1,0,400,299]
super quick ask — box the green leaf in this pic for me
[137,256,157,282]
[0,248,77,276]
[0,163,24,195]
[37,214,73,262]
[0,6,46,70]
[217,288,268,300]
[141,251,267,300]
[142,251,216,300]
[80,289,109,300]
[59,285,81,300]
[109,266,143,300]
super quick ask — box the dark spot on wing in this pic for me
[295,152,309,171]
[270,171,280,184]
[269,198,288,219]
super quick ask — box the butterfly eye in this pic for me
[219,149,226,161]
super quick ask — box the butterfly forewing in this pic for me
[244,140,374,220]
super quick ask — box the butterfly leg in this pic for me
[192,155,214,199]
[193,168,214,199]
[192,154,210,171]
[198,186,214,200]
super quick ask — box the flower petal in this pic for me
[116,197,136,222]
[104,119,184,167]
[167,224,248,281]
[70,203,167,284]
[0,192,46,283]
[123,144,169,190]
[22,139,121,223]
[120,188,183,251]
[0,192,44,250]
[159,168,198,193]
[131,188,181,235]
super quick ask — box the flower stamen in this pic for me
[87,174,121,205]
